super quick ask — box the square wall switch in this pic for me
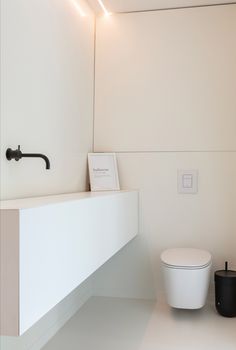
[178,169,198,194]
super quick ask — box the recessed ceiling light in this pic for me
[97,0,111,16]
[70,0,86,17]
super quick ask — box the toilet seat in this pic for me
[161,248,212,270]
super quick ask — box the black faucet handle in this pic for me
[6,146,22,161]
[15,145,22,161]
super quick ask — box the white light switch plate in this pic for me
[178,169,198,194]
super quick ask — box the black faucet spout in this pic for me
[21,153,50,169]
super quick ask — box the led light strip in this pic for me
[97,0,110,16]
[70,0,86,17]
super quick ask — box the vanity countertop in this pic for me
[0,190,137,210]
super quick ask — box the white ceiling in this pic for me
[86,0,236,14]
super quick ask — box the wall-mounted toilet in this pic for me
[161,248,212,309]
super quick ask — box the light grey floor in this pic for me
[43,297,236,350]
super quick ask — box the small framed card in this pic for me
[88,153,120,191]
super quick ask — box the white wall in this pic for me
[93,5,236,299]
[0,0,94,200]
[95,5,236,152]
[0,0,95,349]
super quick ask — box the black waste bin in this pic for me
[215,262,236,317]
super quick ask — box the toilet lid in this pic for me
[161,248,211,268]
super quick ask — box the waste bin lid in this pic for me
[215,270,236,278]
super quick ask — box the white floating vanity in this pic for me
[0,190,139,336]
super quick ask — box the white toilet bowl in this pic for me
[161,248,212,309]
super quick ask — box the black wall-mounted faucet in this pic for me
[6,145,50,169]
